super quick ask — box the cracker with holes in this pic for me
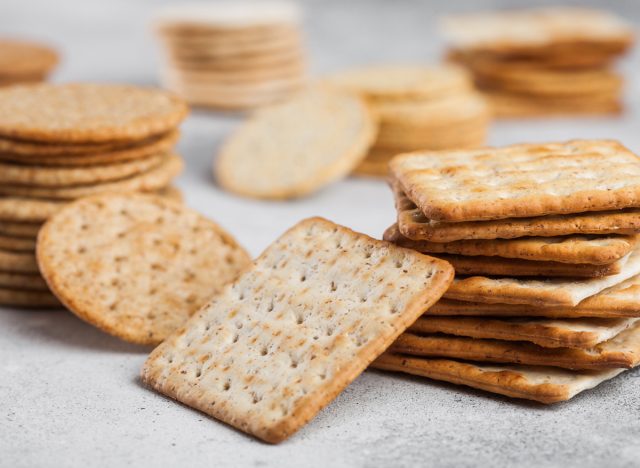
[141,217,454,443]
[36,194,251,345]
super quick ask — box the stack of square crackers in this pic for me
[442,7,634,117]
[377,140,640,403]
[327,65,490,177]
[0,83,187,308]
[153,1,307,110]
[0,39,58,86]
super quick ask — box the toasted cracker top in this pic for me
[0,83,188,143]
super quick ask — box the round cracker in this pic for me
[37,194,252,344]
[0,153,183,199]
[215,86,376,199]
[0,39,59,78]
[0,287,61,309]
[0,83,188,143]
[0,234,36,252]
[0,152,164,187]
[0,271,48,290]
[0,221,41,238]
[0,249,38,273]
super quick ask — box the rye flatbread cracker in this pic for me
[215,86,376,199]
[37,194,251,345]
[0,287,61,309]
[392,320,640,370]
[391,140,640,222]
[384,224,637,265]
[0,249,38,273]
[0,271,49,291]
[372,353,625,404]
[410,316,639,349]
[141,217,454,443]
[392,183,640,242]
[0,83,188,143]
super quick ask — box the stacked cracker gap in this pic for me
[442,7,634,117]
[0,83,188,308]
[0,39,58,86]
[376,140,640,403]
[328,65,490,177]
[153,1,307,110]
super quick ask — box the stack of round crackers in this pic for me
[0,38,59,86]
[375,140,640,404]
[327,65,490,177]
[153,1,307,110]
[441,7,634,117]
[0,83,188,308]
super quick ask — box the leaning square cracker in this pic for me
[372,353,625,404]
[141,217,454,443]
[391,140,640,222]
[445,245,640,306]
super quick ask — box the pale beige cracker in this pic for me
[157,22,300,42]
[391,140,640,223]
[168,48,304,72]
[375,122,488,153]
[326,64,471,102]
[215,86,376,199]
[164,74,305,98]
[0,129,178,158]
[0,271,48,291]
[0,249,38,273]
[0,221,40,238]
[0,153,183,199]
[0,234,35,252]
[160,33,302,59]
[384,224,638,265]
[446,246,640,306]
[393,183,640,242]
[410,316,639,349]
[437,253,623,278]
[0,287,61,309]
[0,39,58,79]
[391,320,640,370]
[0,83,188,143]
[372,353,625,404]
[0,152,165,187]
[141,217,454,443]
[36,193,251,345]
[352,148,399,178]
[164,60,305,84]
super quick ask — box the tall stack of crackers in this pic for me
[327,65,490,177]
[0,83,188,308]
[0,39,58,86]
[442,7,634,117]
[153,1,307,110]
[376,140,640,403]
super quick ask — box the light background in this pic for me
[1,1,639,467]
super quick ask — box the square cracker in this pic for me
[392,182,640,242]
[372,353,625,404]
[409,316,639,349]
[384,223,638,265]
[390,140,640,222]
[141,217,454,443]
[391,319,640,370]
[445,245,640,306]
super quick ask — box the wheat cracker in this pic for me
[0,221,40,238]
[0,234,35,252]
[0,249,38,273]
[0,271,48,291]
[0,39,58,79]
[0,287,61,309]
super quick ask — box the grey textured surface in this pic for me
[1,0,640,467]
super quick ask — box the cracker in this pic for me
[391,140,640,222]
[410,316,639,349]
[37,194,251,345]
[215,86,376,199]
[0,287,61,309]
[384,223,637,265]
[391,320,640,370]
[0,271,48,291]
[0,83,188,143]
[436,254,623,278]
[0,39,58,78]
[446,247,640,306]
[141,217,454,443]
[0,249,38,273]
[0,153,164,187]
[372,353,625,404]
[393,183,640,242]
[0,221,40,238]
[0,234,35,252]
[0,153,183,199]
[326,64,471,101]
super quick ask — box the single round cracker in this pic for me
[0,152,165,187]
[0,221,41,238]
[0,271,48,290]
[326,64,472,101]
[0,249,38,273]
[0,83,188,143]
[0,39,59,78]
[0,234,36,252]
[0,287,61,309]
[37,194,252,344]
[215,86,376,199]
[167,48,304,72]
[0,153,183,199]
[163,61,305,85]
